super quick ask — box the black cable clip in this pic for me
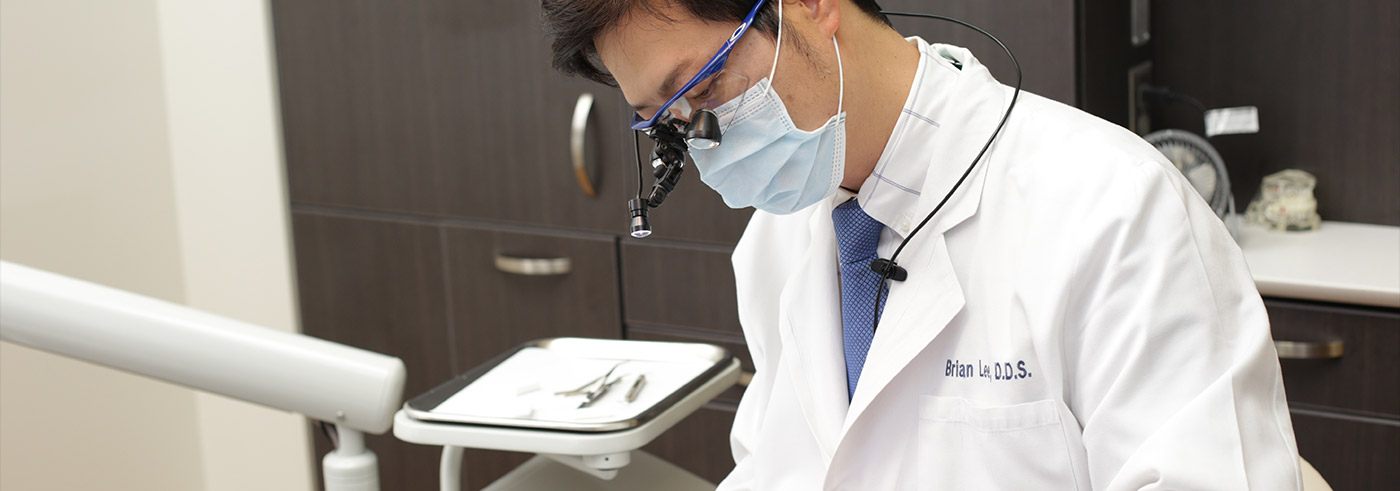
[869,258,908,282]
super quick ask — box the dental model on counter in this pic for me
[1246,169,1323,231]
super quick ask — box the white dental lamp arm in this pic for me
[0,261,406,491]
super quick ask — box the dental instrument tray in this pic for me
[403,337,737,432]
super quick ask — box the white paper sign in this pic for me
[1204,106,1260,137]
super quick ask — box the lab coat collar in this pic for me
[833,42,1005,462]
[904,42,999,238]
[843,36,955,238]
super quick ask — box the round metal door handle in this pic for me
[571,93,598,198]
[494,255,572,277]
[1274,340,1344,360]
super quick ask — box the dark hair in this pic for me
[542,0,889,86]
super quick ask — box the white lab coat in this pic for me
[720,43,1301,490]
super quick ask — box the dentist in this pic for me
[543,0,1301,488]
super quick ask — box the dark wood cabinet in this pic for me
[272,0,441,216]
[620,241,743,336]
[291,212,454,491]
[1290,410,1400,491]
[882,0,1078,104]
[620,240,754,404]
[417,0,634,234]
[291,210,630,489]
[641,404,742,485]
[1270,300,1400,417]
[272,0,634,234]
[442,226,622,372]
[1266,299,1400,491]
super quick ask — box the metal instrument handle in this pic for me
[1275,340,1344,360]
[494,255,572,277]
[571,93,598,197]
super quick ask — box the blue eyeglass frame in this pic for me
[630,0,768,131]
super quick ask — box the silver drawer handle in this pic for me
[737,371,754,387]
[494,255,572,277]
[570,93,598,198]
[1275,340,1344,360]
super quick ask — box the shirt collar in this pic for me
[827,37,958,238]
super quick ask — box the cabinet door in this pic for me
[272,1,439,215]
[272,0,632,234]
[441,224,624,487]
[291,212,453,491]
[421,0,633,234]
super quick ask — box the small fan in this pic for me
[1144,129,1234,219]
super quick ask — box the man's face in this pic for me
[596,1,842,132]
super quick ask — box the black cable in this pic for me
[634,130,646,198]
[868,12,1023,334]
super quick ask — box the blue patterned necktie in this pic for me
[832,199,888,400]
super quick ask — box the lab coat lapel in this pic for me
[839,44,1005,438]
[838,235,964,436]
[777,199,849,463]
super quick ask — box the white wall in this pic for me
[0,0,314,489]
[156,1,315,490]
[0,0,206,488]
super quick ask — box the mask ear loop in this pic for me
[832,36,844,115]
[767,1,784,84]
[768,1,845,116]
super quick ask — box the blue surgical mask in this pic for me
[688,5,846,215]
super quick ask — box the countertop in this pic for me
[1236,220,1400,308]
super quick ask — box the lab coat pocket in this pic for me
[916,396,1088,490]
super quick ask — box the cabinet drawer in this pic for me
[1291,409,1400,491]
[443,225,622,371]
[627,326,752,405]
[622,241,742,335]
[1267,300,1400,417]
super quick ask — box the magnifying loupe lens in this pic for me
[685,109,722,149]
[689,70,753,133]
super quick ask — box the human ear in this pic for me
[792,0,841,37]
